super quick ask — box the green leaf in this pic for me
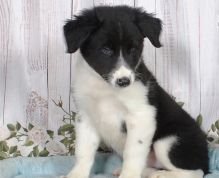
[69,146,75,155]
[58,124,74,133]
[7,124,16,131]
[13,150,21,157]
[171,96,176,101]
[215,120,219,130]
[7,131,17,140]
[33,146,39,157]
[0,142,3,152]
[23,127,28,132]
[70,132,76,140]
[196,114,203,127]
[211,124,216,132]
[58,129,65,136]
[16,122,21,131]
[70,111,77,120]
[69,137,75,144]
[60,138,69,147]
[16,150,21,156]
[47,130,54,139]
[0,152,8,160]
[9,146,17,154]
[28,123,34,131]
[2,141,9,152]
[23,140,34,146]
[28,151,33,157]
[39,149,49,157]
[177,102,184,107]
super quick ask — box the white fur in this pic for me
[149,170,204,178]
[66,113,100,178]
[111,65,134,86]
[65,53,156,178]
[65,53,203,178]
[153,136,178,170]
[110,51,135,86]
[147,137,203,178]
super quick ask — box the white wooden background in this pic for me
[0,0,219,131]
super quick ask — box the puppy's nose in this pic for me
[116,77,130,87]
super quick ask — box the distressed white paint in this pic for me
[3,0,35,127]
[156,0,178,93]
[0,0,218,131]
[135,0,156,74]
[175,0,201,119]
[156,0,201,121]
[47,0,72,131]
[200,0,219,130]
[0,0,10,126]
[94,0,134,6]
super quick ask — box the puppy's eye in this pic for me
[130,47,137,54]
[101,47,113,56]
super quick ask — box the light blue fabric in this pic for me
[208,148,219,173]
[0,153,121,178]
[205,173,219,178]
[0,149,219,178]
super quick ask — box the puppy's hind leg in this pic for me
[149,136,204,178]
[149,170,203,178]
[142,167,157,178]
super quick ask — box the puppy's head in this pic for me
[64,6,162,87]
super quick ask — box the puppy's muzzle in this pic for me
[116,77,130,87]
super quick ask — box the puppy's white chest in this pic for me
[73,59,155,154]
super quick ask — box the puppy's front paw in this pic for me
[113,167,122,177]
[149,170,171,178]
[119,172,141,178]
[119,175,141,178]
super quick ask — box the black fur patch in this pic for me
[63,6,161,81]
[121,120,127,134]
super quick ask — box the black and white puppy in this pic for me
[63,6,208,178]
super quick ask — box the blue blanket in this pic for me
[0,149,219,178]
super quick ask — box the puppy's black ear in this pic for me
[135,9,162,48]
[63,9,100,53]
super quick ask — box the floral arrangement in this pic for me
[0,98,218,160]
[0,98,76,160]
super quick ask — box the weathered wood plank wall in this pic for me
[0,0,218,131]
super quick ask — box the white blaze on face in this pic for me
[110,51,135,87]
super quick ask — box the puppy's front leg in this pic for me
[66,115,100,178]
[120,111,156,178]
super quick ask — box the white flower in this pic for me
[46,140,67,155]
[7,138,18,147]
[207,130,219,148]
[0,127,10,141]
[18,145,34,157]
[54,135,65,142]
[28,127,49,144]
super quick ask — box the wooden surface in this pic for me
[0,0,219,131]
